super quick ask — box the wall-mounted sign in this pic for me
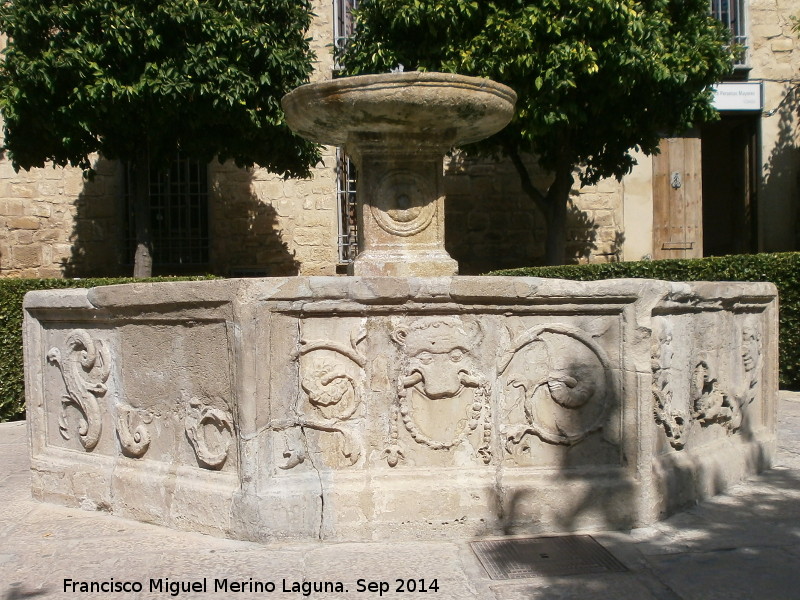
[712,82,763,111]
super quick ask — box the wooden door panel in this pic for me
[652,136,703,260]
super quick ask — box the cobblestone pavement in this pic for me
[3,393,800,600]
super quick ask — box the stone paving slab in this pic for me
[2,393,800,600]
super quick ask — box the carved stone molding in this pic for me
[498,323,613,451]
[370,170,436,237]
[47,329,111,451]
[388,316,492,465]
[651,325,687,450]
[185,398,234,470]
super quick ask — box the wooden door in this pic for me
[652,136,703,259]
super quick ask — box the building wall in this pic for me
[0,155,123,278]
[751,0,800,251]
[2,0,796,278]
[207,0,339,277]
[444,152,625,273]
[0,0,340,278]
[619,0,800,260]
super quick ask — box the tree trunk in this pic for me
[542,164,574,266]
[503,143,575,267]
[132,151,153,278]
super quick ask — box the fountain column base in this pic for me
[351,249,458,276]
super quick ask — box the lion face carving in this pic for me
[391,317,483,400]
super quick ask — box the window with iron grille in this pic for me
[124,154,210,270]
[711,0,747,67]
[334,0,359,264]
[336,148,358,264]
[333,0,358,71]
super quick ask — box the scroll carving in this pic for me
[47,329,110,451]
[387,317,492,465]
[185,398,234,469]
[116,404,153,458]
[499,323,612,452]
[691,354,742,433]
[275,327,367,470]
[652,325,687,450]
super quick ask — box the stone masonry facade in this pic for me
[0,1,341,279]
[0,0,795,277]
[749,0,800,252]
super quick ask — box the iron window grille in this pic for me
[336,148,359,264]
[333,0,359,264]
[124,153,210,270]
[711,0,748,67]
[333,0,358,71]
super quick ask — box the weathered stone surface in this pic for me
[23,276,778,541]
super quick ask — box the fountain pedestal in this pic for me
[281,72,516,276]
[347,135,456,276]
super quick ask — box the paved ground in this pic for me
[3,393,800,600]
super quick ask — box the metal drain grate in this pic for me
[470,535,628,579]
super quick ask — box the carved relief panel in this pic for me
[385,315,493,467]
[269,311,624,473]
[266,316,367,472]
[117,322,237,471]
[497,317,622,468]
[651,311,765,453]
[43,321,237,471]
[45,328,113,453]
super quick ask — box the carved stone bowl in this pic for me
[281,71,517,147]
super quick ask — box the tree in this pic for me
[0,0,320,277]
[342,0,732,265]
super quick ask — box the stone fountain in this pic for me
[282,72,515,276]
[23,73,778,542]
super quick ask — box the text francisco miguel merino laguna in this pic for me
[63,578,350,596]
[63,577,440,596]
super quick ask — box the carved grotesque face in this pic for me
[741,325,760,373]
[652,328,673,373]
[392,318,481,399]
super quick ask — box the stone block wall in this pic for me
[0,0,340,278]
[749,0,800,251]
[444,153,624,273]
[206,0,340,277]
[0,156,123,278]
[208,148,339,277]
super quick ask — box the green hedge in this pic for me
[4,255,799,421]
[0,277,216,423]
[490,252,800,390]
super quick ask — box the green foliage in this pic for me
[0,276,215,422]
[490,252,800,389]
[0,0,320,177]
[343,0,731,184]
[342,0,732,264]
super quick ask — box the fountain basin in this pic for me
[281,72,517,147]
[24,276,777,541]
